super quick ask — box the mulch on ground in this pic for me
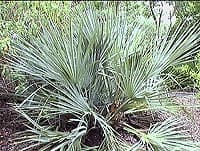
[0,99,26,151]
[1,78,200,151]
[170,91,200,142]
[0,76,27,151]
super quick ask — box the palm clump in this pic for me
[8,4,200,151]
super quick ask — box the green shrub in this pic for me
[8,4,200,151]
[0,1,72,93]
[173,52,200,90]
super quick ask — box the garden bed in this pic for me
[1,88,200,150]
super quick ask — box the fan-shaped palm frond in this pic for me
[124,118,199,151]
[8,3,200,151]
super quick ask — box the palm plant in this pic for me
[8,3,200,151]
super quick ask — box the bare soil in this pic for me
[1,80,200,150]
[170,91,200,142]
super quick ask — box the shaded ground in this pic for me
[170,91,200,141]
[0,77,28,151]
[0,99,27,151]
[1,88,200,150]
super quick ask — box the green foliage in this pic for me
[0,1,72,93]
[0,37,10,55]
[171,1,200,91]
[121,1,151,18]
[175,1,200,22]
[124,118,200,151]
[8,3,200,150]
[174,53,200,90]
[0,1,71,38]
[0,1,157,95]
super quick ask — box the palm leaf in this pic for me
[124,118,199,151]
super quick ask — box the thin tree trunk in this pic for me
[149,1,157,27]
